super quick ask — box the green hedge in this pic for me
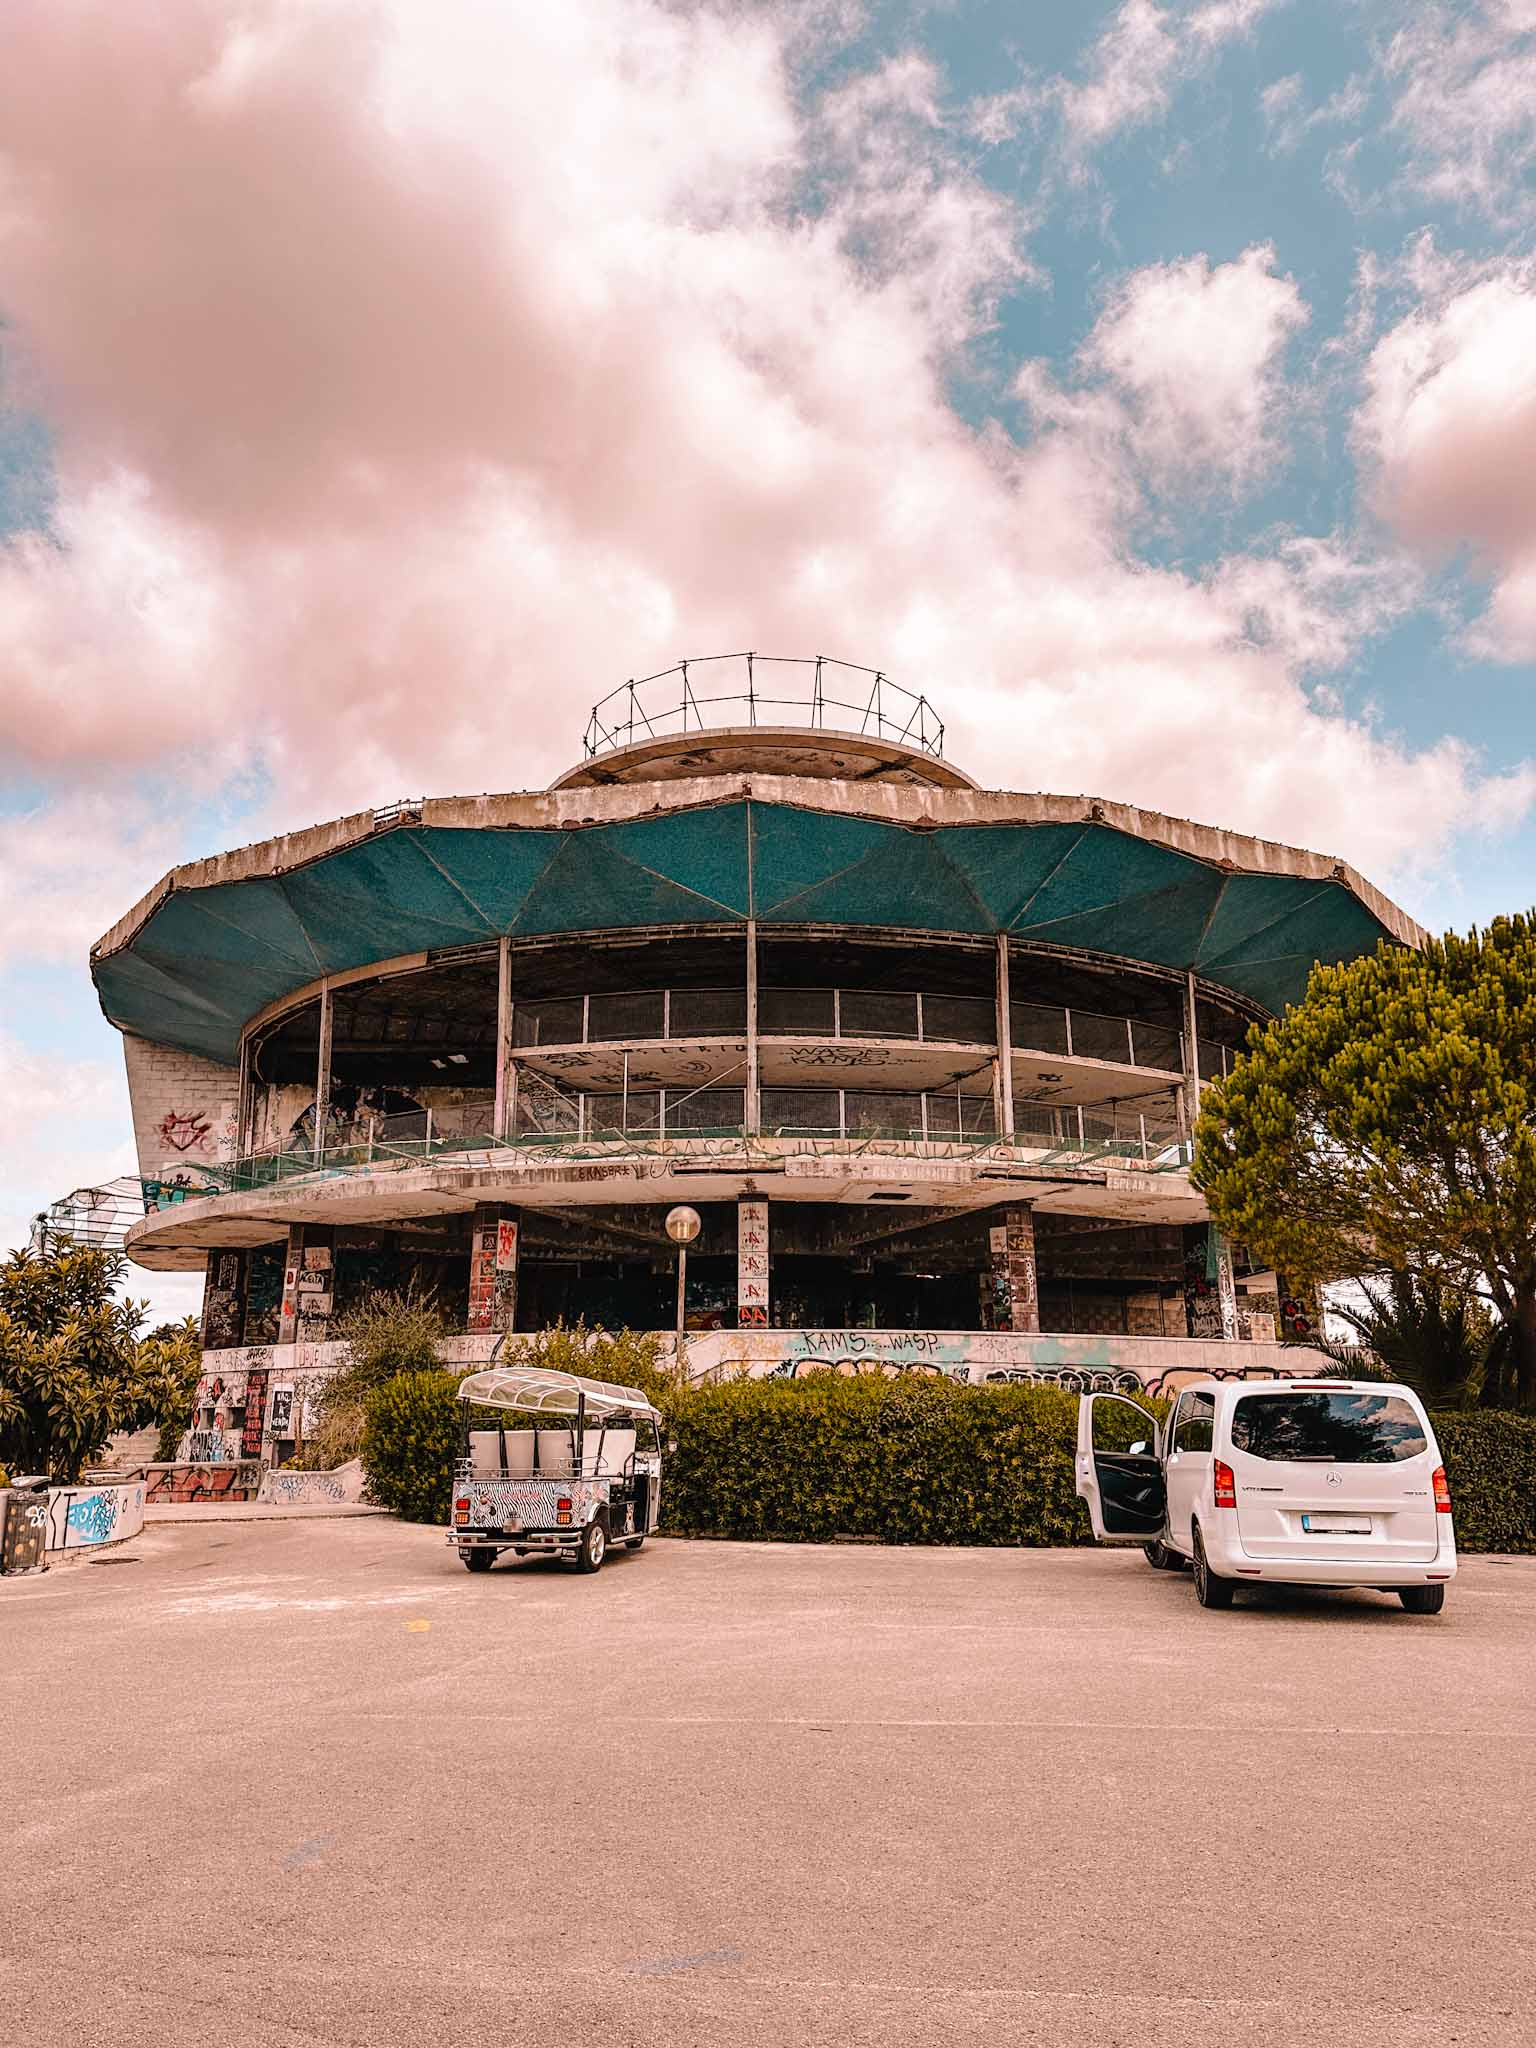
[361,1369,464,1524]
[360,1369,1536,1552]
[1434,1411,1536,1554]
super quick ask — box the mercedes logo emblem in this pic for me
[1325,1471,1343,1487]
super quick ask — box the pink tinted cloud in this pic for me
[1360,266,1536,658]
[0,0,1524,895]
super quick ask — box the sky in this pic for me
[1,0,1534,1321]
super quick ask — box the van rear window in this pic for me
[1230,1391,1428,1464]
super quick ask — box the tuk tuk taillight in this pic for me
[556,1497,572,1511]
[454,1495,470,1525]
[1213,1459,1237,1509]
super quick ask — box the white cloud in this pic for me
[1358,262,1536,660]
[0,0,1524,937]
[1080,243,1309,494]
[1382,1,1536,221]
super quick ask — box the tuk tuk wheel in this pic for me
[460,1547,495,1573]
[625,1534,646,1552]
[573,1518,607,1573]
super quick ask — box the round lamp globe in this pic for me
[665,1205,702,1246]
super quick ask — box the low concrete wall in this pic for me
[200,1328,1324,1406]
[676,1328,1327,1397]
[117,1461,264,1505]
[45,1480,147,1553]
[255,1461,366,1507]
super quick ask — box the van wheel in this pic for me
[1192,1526,1235,1609]
[573,1519,607,1573]
[1399,1584,1446,1614]
[460,1548,494,1573]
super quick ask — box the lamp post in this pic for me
[665,1204,701,1364]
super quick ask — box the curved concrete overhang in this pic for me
[124,1140,1210,1270]
[551,725,977,791]
[92,773,1426,1065]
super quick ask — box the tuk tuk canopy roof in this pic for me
[456,1365,661,1420]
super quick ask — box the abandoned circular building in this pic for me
[93,655,1424,1466]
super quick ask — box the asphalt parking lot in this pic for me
[4,1523,1534,2048]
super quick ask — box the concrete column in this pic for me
[314,985,334,1164]
[277,1224,305,1346]
[737,1196,770,1327]
[235,1035,253,1161]
[1183,1223,1239,1340]
[744,918,760,1136]
[468,1202,519,1335]
[994,934,1015,1140]
[201,1248,248,1351]
[1183,969,1201,1122]
[493,936,514,1143]
[987,1205,1039,1333]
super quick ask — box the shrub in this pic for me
[664,1375,1114,1546]
[361,1370,463,1523]
[1433,1411,1536,1554]
[300,1288,449,1469]
[353,1358,1536,1554]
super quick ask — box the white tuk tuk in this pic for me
[449,1364,664,1573]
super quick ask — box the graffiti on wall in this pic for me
[158,1109,212,1153]
[737,1199,769,1328]
[45,1482,147,1551]
[143,1462,261,1505]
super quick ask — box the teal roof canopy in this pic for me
[92,787,1421,1065]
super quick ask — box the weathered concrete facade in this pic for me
[93,681,1417,1463]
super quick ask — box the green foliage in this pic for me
[662,1374,1159,1544]
[1315,1272,1499,1409]
[352,1353,1535,1554]
[1195,914,1536,1404]
[301,1287,449,1468]
[0,1243,147,1481]
[1433,1412,1536,1554]
[136,1318,205,1460]
[497,1321,676,1404]
[360,1370,465,1522]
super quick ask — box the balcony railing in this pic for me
[512,983,1208,1074]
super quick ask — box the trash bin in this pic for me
[0,1477,51,1575]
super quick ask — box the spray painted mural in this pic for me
[45,1481,147,1552]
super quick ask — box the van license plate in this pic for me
[1301,1513,1371,1534]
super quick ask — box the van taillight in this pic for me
[1432,1466,1452,1514]
[1213,1459,1237,1509]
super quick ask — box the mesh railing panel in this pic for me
[844,1090,926,1136]
[669,987,747,1036]
[588,990,665,1042]
[514,997,583,1047]
[1070,1010,1135,1064]
[760,1087,841,1134]
[839,990,920,1039]
[664,1086,745,1132]
[921,993,994,1043]
[759,987,836,1035]
[1011,1002,1072,1057]
[1129,1021,1182,1071]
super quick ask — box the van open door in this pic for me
[1075,1393,1165,1543]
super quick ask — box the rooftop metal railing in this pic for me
[582,652,946,761]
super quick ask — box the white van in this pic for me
[1075,1377,1457,1612]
